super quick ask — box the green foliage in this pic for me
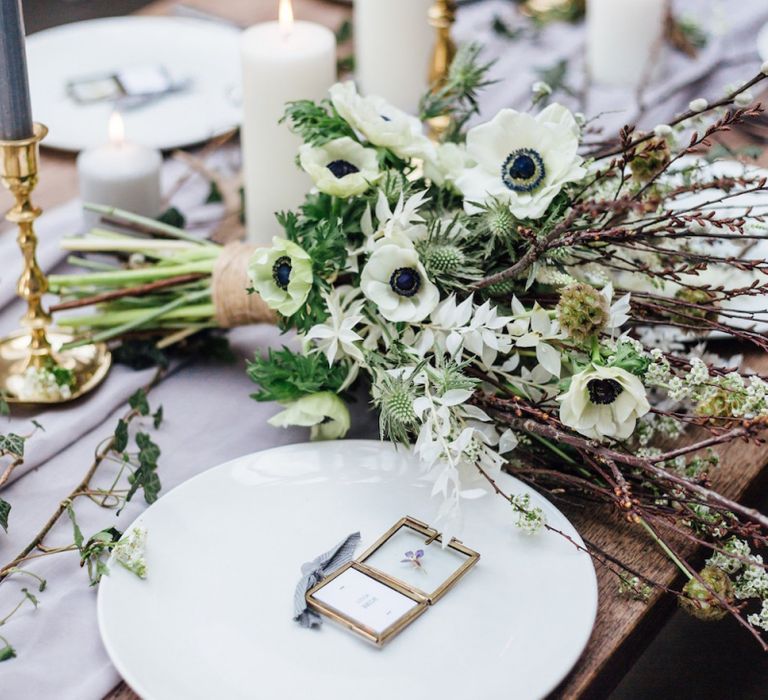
[156,206,186,229]
[126,432,162,506]
[0,637,16,662]
[129,389,150,416]
[205,180,223,204]
[0,498,10,533]
[114,419,129,453]
[69,509,123,586]
[248,348,348,403]
[282,99,356,146]
[419,43,496,141]
[0,433,24,458]
[153,406,164,429]
[113,340,170,370]
[0,396,8,417]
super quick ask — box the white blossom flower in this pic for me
[689,98,708,112]
[269,392,351,440]
[305,287,365,365]
[361,243,439,322]
[361,190,430,251]
[559,365,651,441]
[329,81,433,160]
[455,103,585,219]
[299,137,380,198]
[735,90,754,108]
[424,142,474,188]
[248,237,313,316]
[114,526,148,579]
[18,366,72,401]
[509,301,563,377]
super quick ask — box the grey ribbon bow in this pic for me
[294,531,361,628]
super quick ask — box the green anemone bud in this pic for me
[679,566,733,621]
[486,205,516,239]
[424,244,465,274]
[556,283,610,343]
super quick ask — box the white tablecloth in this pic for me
[2,1,767,698]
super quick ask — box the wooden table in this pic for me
[4,1,767,698]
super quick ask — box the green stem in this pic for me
[639,518,693,580]
[49,261,215,290]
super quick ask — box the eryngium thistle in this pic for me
[556,283,609,343]
[378,381,418,443]
[679,566,733,621]
[424,244,466,274]
[485,204,516,239]
[485,277,516,298]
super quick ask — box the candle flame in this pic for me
[279,0,294,37]
[108,111,125,146]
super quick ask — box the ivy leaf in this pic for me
[152,406,164,429]
[0,641,16,662]
[129,389,150,416]
[205,181,223,204]
[113,340,170,370]
[31,420,44,432]
[123,432,162,508]
[21,588,39,608]
[156,206,186,229]
[114,419,129,453]
[0,498,10,533]
[0,433,24,458]
[66,503,84,552]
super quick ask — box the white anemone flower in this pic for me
[330,81,434,160]
[424,142,475,188]
[559,365,651,441]
[456,103,585,220]
[299,137,380,198]
[361,243,439,322]
[248,237,313,316]
[269,392,351,441]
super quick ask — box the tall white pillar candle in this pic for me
[587,0,668,87]
[76,112,162,226]
[240,1,336,245]
[354,0,434,114]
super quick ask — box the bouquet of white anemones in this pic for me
[245,47,768,646]
[53,47,768,646]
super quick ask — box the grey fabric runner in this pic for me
[1,2,767,698]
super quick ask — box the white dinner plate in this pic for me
[26,17,241,152]
[98,440,597,700]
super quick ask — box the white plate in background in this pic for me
[26,17,241,152]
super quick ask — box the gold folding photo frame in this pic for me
[306,516,480,646]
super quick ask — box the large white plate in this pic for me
[26,17,241,152]
[98,440,597,700]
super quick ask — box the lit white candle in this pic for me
[240,0,336,245]
[76,112,162,225]
[354,0,434,113]
[587,0,668,87]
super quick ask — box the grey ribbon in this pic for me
[294,531,361,628]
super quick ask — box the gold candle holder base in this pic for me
[427,0,457,140]
[0,123,111,405]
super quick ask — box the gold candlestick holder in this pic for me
[428,0,457,139]
[0,123,110,404]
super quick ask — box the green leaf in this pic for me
[0,433,24,458]
[152,406,164,429]
[31,420,44,432]
[0,498,10,533]
[205,181,223,204]
[21,588,38,608]
[247,348,349,403]
[0,396,9,418]
[114,419,129,453]
[66,503,84,551]
[157,206,186,229]
[129,389,150,416]
[281,99,356,146]
[123,432,162,507]
[113,340,170,370]
[335,18,352,43]
[0,640,16,662]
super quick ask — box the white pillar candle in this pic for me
[240,0,336,245]
[76,112,162,226]
[587,0,668,87]
[354,0,434,114]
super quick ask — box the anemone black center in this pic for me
[587,378,624,405]
[389,267,421,297]
[501,148,546,193]
[272,256,292,290]
[326,159,360,179]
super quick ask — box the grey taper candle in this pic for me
[0,0,33,140]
